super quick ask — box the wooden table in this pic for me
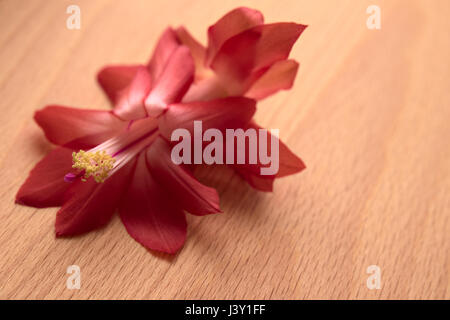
[0,0,449,299]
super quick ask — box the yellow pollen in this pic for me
[72,150,116,183]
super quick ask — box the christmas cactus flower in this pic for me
[16,7,307,254]
[16,35,256,254]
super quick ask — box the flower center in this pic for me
[72,150,116,183]
[66,116,158,183]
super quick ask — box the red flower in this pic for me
[16,7,307,254]
[16,32,256,254]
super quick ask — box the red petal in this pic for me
[146,137,221,216]
[158,97,256,139]
[97,65,140,105]
[233,166,275,192]
[231,122,306,190]
[246,60,299,100]
[34,106,125,148]
[206,7,263,66]
[145,46,194,116]
[211,23,307,94]
[114,65,152,120]
[119,152,187,254]
[16,147,74,208]
[175,26,207,77]
[55,160,134,237]
[277,140,306,177]
[147,27,180,82]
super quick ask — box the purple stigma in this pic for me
[64,173,77,183]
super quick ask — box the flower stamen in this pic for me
[72,150,115,183]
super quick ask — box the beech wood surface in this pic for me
[0,0,449,299]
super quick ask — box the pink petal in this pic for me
[145,46,195,117]
[182,75,229,102]
[97,65,140,105]
[16,147,74,208]
[146,136,221,216]
[246,60,299,100]
[209,28,261,94]
[55,160,134,237]
[211,23,307,94]
[34,105,126,148]
[147,27,181,82]
[114,65,152,120]
[175,26,207,78]
[251,23,307,70]
[158,97,256,139]
[206,7,264,66]
[119,152,187,254]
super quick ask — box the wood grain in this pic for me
[0,0,449,299]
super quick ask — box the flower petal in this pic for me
[34,105,126,148]
[119,152,186,254]
[231,122,306,190]
[211,23,307,94]
[245,60,299,100]
[182,75,229,102]
[145,46,195,116]
[146,136,221,216]
[251,23,306,70]
[206,7,264,66]
[15,147,74,208]
[114,65,152,120]
[97,65,140,105]
[98,28,181,108]
[55,160,134,237]
[175,26,207,78]
[147,27,181,82]
[233,166,275,192]
[158,97,256,139]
